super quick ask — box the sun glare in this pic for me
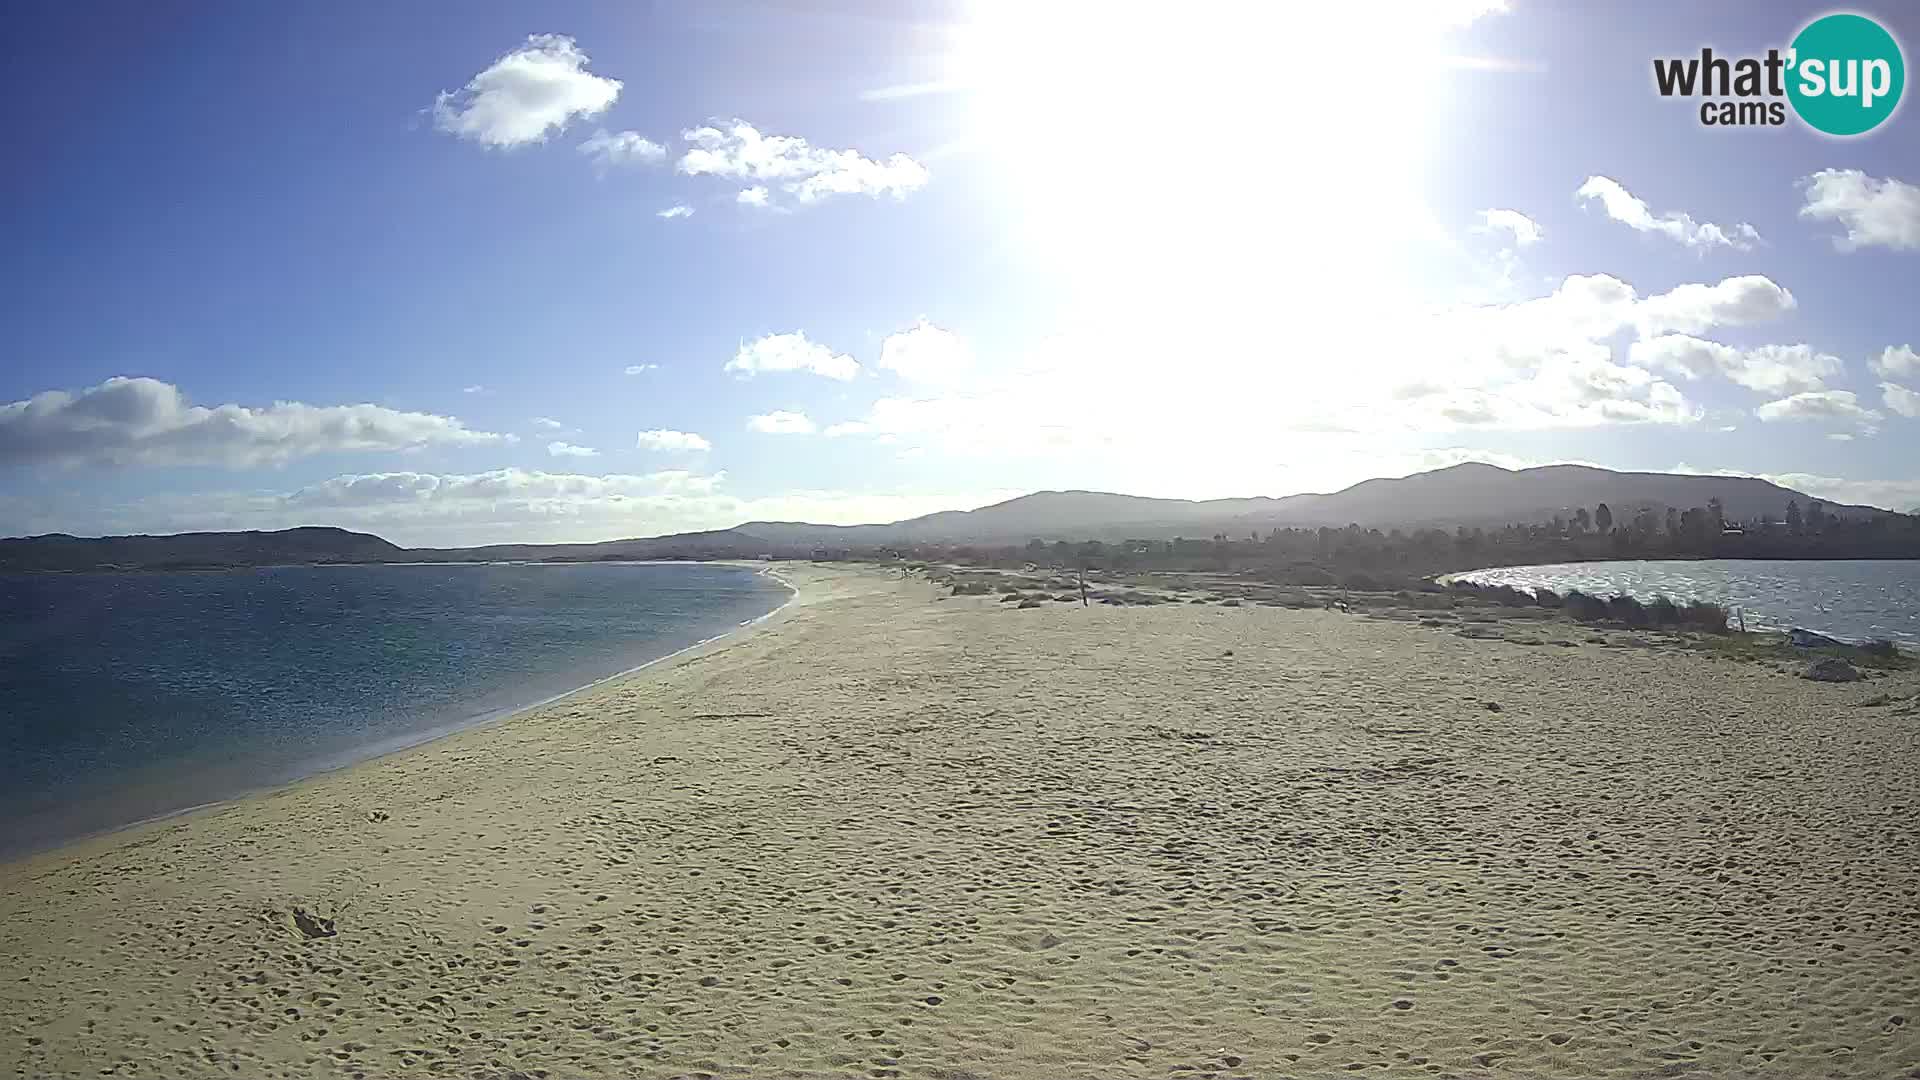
[949,3,1466,322]
[944,2,1481,398]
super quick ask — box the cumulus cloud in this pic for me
[1872,345,1919,378]
[1675,466,1920,513]
[725,332,859,380]
[623,363,659,375]
[746,410,817,434]
[286,467,720,509]
[1478,209,1542,247]
[1626,334,1739,381]
[1883,382,1920,418]
[1753,390,1882,428]
[531,417,566,431]
[1800,169,1920,251]
[656,204,694,220]
[8,468,1020,548]
[877,321,971,384]
[820,273,1805,457]
[546,441,598,458]
[1728,345,1843,396]
[635,429,712,452]
[1635,275,1795,336]
[1576,176,1760,250]
[679,120,929,208]
[1412,273,1790,417]
[0,377,503,469]
[578,129,666,170]
[1420,365,1699,430]
[433,34,622,149]
[1629,336,1839,395]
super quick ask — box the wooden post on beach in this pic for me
[1079,568,1088,607]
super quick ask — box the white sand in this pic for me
[4,564,1917,1079]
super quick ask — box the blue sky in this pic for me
[3,0,1918,545]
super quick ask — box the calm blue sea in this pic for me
[0,562,788,859]
[1451,559,1920,646]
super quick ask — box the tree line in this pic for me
[812,499,1920,588]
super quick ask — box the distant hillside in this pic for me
[1242,463,1882,533]
[2,463,1893,570]
[403,528,770,563]
[738,464,1885,545]
[0,527,402,572]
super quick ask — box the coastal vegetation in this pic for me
[921,558,1914,675]
[868,498,1920,589]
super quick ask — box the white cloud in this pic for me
[11,468,1021,548]
[1575,176,1760,250]
[285,467,719,510]
[1635,275,1795,336]
[546,441,598,458]
[747,410,817,435]
[1674,465,1920,513]
[877,321,971,384]
[656,204,694,220]
[635,429,712,452]
[818,272,1803,461]
[726,332,859,380]
[0,377,503,469]
[1478,209,1542,247]
[1799,169,1920,251]
[1872,345,1919,378]
[1729,345,1843,395]
[433,34,622,149]
[1882,382,1920,418]
[1420,367,1699,430]
[623,363,659,375]
[1631,336,1839,395]
[463,385,485,394]
[531,417,566,431]
[1626,334,1739,381]
[578,129,665,170]
[1753,390,1883,428]
[679,120,929,208]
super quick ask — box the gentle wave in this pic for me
[1448,559,1920,646]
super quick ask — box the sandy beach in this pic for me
[4,563,1918,1080]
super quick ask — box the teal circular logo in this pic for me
[1787,13,1905,136]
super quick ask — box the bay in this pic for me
[0,561,788,858]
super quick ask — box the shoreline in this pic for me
[0,562,800,870]
[5,562,1916,1078]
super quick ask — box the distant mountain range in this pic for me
[0,463,1893,571]
[796,462,1885,545]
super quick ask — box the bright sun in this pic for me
[946,2,1484,317]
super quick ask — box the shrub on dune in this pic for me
[1680,602,1732,634]
[1605,594,1650,626]
[1563,590,1608,622]
[1647,595,1681,625]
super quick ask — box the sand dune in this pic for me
[4,564,1918,1079]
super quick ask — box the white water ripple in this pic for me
[1451,559,1920,646]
